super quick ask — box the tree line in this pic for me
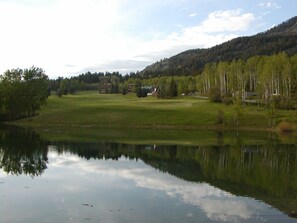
[0,67,49,121]
[129,52,297,107]
[49,71,131,96]
[128,52,297,105]
[48,52,297,109]
[198,52,297,108]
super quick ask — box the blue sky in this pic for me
[0,0,296,78]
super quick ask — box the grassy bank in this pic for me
[12,91,297,142]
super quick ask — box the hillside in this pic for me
[141,16,297,77]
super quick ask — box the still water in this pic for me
[0,126,297,223]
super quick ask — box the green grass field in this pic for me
[12,91,297,143]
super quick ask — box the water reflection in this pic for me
[1,125,297,222]
[0,125,48,176]
[47,151,270,222]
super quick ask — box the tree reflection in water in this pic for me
[0,125,297,218]
[0,125,48,176]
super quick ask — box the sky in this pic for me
[0,0,296,79]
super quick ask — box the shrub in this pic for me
[222,95,233,105]
[209,86,221,103]
[278,121,294,133]
[272,96,294,110]
[136,88,148,98]
[121,87,127,95]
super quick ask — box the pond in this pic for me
[0,125,297,223]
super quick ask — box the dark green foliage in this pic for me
[57,89,63,97]
[259,16,297,36]
[157,77,178,98]
[0,67,49,121]
[121,86,127,95]
[49,71,123,96]
[169,77,178,97]
[209,86,221,103]
[136,88,148,98]
[78,71,103,83]
[0,125,48,176]
[272,96,294,110]
[222,95,233,105]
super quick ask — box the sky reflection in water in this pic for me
[0,146,293,223]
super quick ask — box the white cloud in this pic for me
[48,150,267,222]
[198,10,256,33]
[0,0,128,77]
[129,9,255,60]
[0,1,257,78]
[189,13,198,17]
[259,1,282,9]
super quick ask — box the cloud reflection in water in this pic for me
[48,150,267,222]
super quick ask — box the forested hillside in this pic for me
[141,16,297,77]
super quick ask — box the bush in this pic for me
[209,86,221,103]
[121,87,127,95]
[56,89,63,97]
[136,88,148,98]
[278,121,294,133]
[272,96,294,110]
[222,95,233,105]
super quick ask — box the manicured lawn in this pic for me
[14,91,296,129]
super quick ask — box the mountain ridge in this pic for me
[141,16,297,77]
